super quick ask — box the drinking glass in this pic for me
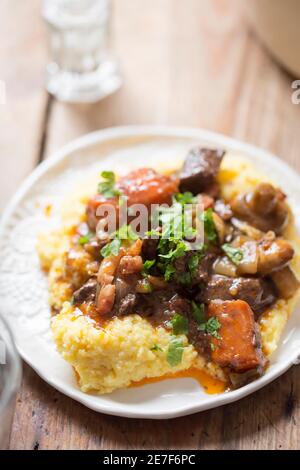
[0,314,22,450]
[42,0,122,103]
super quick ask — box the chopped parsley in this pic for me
[142,259,156,277]
[151,344,163,352]
[167,336,184,367]
[202,208,217,243]
[222,243,243,265]
[174,192,197,205]
[78,233,93,245]
[191,301,206,324]
[198,316,221,339]
[159,240,188,260]
[169,314,189,335]
[98,171,121,198]
[100,238,121,257]
[206,316,221,339]
[116,224,139,240]
[100,224,139,258]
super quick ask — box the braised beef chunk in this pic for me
[230,183,289,234]
[208,300,266,374]
[179,147,225,194]
[199,275,276,316]
[134,290,190,323]
[118,293,138,316]
[142,237,159,260]
[73,278,97,304]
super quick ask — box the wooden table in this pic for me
[2,0,300,450]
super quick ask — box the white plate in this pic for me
[1,126,300,419]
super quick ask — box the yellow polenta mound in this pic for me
[52,305,198,393]
[38,153,300,394]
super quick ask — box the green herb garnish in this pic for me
[98,171,121,198]
[174,192,197,205]
[167,336,184,367]
[191,301,206,324]
[116,224,138,240]
[78,233,93,245]
[222,244,243,265]
[164,263,176,281]
[151,344,163,352]
[159,240,188,260]
[202,208,217,243]
[176,272,192,286]
[100,224,139,258]
[142,259,156,277]
[205,316,221,339]
[100,238,121,257]
[169,314,189,335]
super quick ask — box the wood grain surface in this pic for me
[2,0,300,450]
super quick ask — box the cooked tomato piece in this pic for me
[86,168,178,231]
[116,168,178,207]
[208,300,266,372]
[86,194,119,231]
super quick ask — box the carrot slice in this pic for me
[208,300,265,372]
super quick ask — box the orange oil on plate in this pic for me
[130,368,227,395]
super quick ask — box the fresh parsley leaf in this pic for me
[205,316,221,339]
[175,192,197,205]
[142,259,156,277]
[192,301,206,324]
[202,208,217,243]
[164,263,176,281]
[98,171,121,198]
[210,343,216,352]
[78,233,93,245]
[151,344,163,352]
[159,240,188,260]
[167,336,184,367]
[169,314,189,335]
[145,229,161,238]
[222,244,243,265]
[100,239,121,257]
[188,252,203,277]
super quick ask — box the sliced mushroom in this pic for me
[213,256,237,278]
[231,183,289,234]
[271,267,300,299]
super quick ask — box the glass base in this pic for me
[46,59,122,103]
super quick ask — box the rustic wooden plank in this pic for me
[9,0,300,450]
[0,0,48,211]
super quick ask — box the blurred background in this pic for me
[1,0,300,213]
[1,0,300,451]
